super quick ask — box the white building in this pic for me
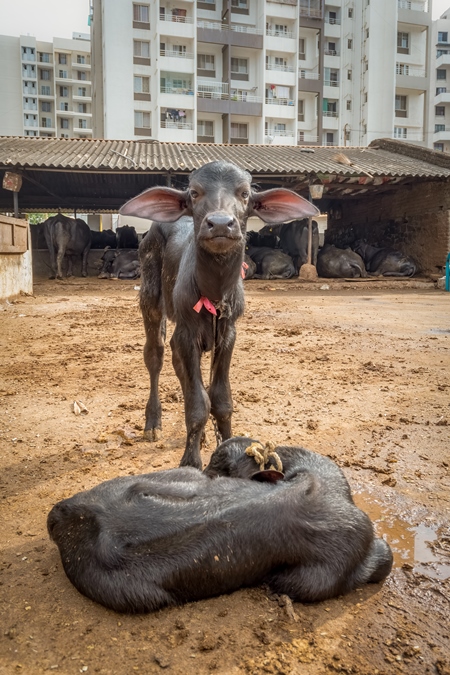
[90,0,434,148]
[431,6,450,152]
[0,33,93,139]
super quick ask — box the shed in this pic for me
[1,136,450,275]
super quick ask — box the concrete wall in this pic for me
[0,216,33,300]
[324,181,450,274]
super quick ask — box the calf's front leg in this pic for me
[171,329,210,470]
[142,311,165,441]
[208,322,236,443]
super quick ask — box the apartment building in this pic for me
[90,0,434,148]
[0,34,93,139]
[431,6,450,152]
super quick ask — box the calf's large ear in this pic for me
[120,187,190,222]
[251,188,319,223]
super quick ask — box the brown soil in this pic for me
[1,277,449,675]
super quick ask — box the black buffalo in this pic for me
[47,436,393,614]
[246,245,296,279]
[317,244,368,278]
[259,219,319,272]
[119,160,318,468]
[43,215,91,279]
[353,241,417,277]
[97,248,140,279]
[90,229,117,249]
[116,225,139,249]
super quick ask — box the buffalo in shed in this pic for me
[317,244,368,278]
[352,240,417,277]
[97,248,140,279]
[119,160,318,468]
[47,436,393,613]
[259,219,319,272]
[243,254,257,280]
[116,225,139,249]
[43,215,91,279]
[90,229,117,249]
[246,245,296,279]
[246,230,278,249]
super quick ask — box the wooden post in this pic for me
[307,216,312,265]
[13,192,19,219]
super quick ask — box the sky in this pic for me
[0,0,449,41]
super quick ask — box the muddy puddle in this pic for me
[354,492,450,580]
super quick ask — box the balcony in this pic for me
[197,81,229,99]
[72,61,91,70]
[160,49,194,59]
[299,0,323,20]
[266,128,295,137]
[297,132,319,143]
[324,79,339,87]
[436,53,450,68]
[160,13,194,24]
[433,128,450,142]
[396,64,426,77]
[324,49,340,57]
[232,23,263,35]
[397,0,428,10]
[23,87,37,95]
[265,97,295,106]
[197,20,263,48]
[392,130,424,141]
[299,68,320,79]
[323,110,338,117]
[266,28,294,39]
[435,89,450,105]
[160,12,195,38]
[266,63,295,73]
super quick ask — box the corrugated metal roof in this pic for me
[1,136,450,178]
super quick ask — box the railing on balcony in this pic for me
[300,0,323,19]
[299,68,320,79]
[324,49,340,56]
[325,17,341,25]
[230,92,262,102]
[392,130,424,141]
[324,79,339,87]
[323,110,338,117]
[161,121,193,130]
[396,64,426,77]
[397,0,428,10]
[436,87,447,95]
[23,87,37,95]
[160,13,194,23]
[266,128,295,137]
[265,97,295,106]
[298,133,319,143]
[160,49,194,59]
[266,28,294,38]
[197,20,227,30]
[24,118,38,127]
[161,86,194,95]
[266,63,295,73]
[231,23,263,34]
[197,81,229,99]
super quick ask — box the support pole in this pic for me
[13,192,19,218]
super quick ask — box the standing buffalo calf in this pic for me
[317,244,368,278]
[119,160,318,468]
[43,215,91,279]
[353,240,417,277]
[47,437,393,613]
[259,219,319,272]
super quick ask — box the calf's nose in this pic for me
[206,214,234,229]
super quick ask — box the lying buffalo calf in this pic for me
[97,248,140,279]
[317,244,368,278]
[47,437,393,613]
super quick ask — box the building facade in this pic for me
[431,6,450,152]
[90,0,434,147]
[0,34,93,139]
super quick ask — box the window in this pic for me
[326,132,334,145]
[395,95,407,117]
[231,57,248,74]
[60,118,69,129]
[58,70,68,78]
[133,4,149,22]
[134,40,150,58]
[60,102,69,111]
[347,69,352,80]
[299,38,305,59]
[41,85,50,95]
[40,69,50,80]
[397,32,409,54]
[364,92,368,103]
[39,52,50,63]
[198,54,215,70]
[396,63,409,75]
[231,0,248,7]
[134,111,151,128]
[78,103,87,113]
[366,29,369,38]
[438,31,448,43]
[78,87,87,96]
[394,127,407,139]
[77,55,86,64]
[79,119,87,129]
[346,99,352,110]
[434,143,444,151]
[436,106,445,116]
[59,86,69,97]
[298,99,304,122]
[437,69,447,80]
[41,101,51,112]
[134,76,150,93]
[329,11,337,24]
[231,122,248,138]
[437,86,447,95]
[78,72,87,80]
[347,38,353,49]
[198,120,214,137]
[275,24,288,35]
[41,117,52,128]
[435,124,445,132]
[348,7,353,17]
[59,54,67,65]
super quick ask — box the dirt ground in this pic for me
[1,276,449,675]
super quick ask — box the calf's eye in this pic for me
[242,191,250,199]
[190,190,199,199]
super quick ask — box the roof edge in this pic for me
[369,138,450,170]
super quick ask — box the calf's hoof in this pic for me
[143,428,160,442]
